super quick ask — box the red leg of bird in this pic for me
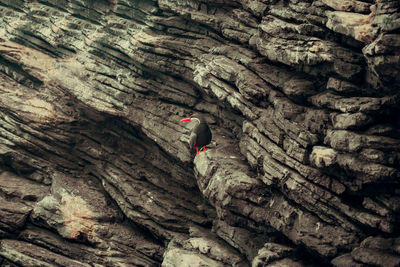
[199,146,209,152]
[196,147,199,155]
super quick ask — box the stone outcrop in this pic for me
[0,0,399,266]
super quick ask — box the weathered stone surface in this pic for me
[322,0,372,13]
[310,91,398,114]
[31,172,121,242]
[162,227,248,267]
[0,0,399,266]
[332,236,400,267]
[331,253,364,267]
[18,224,163,266]
[326,11,377,43]
[0,171,49,236]
[363,33,400,87]
[326,77,362,94]
[195,130,359,258]
[310,146,338,168]
[251,242,319,267]
[0,239,90,267]
[213,219,269,262]
[331,112,374,130]
[256,14,365,81]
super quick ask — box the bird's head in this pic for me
[180,113,203,124]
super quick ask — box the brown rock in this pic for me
[195,129,359,259]
[310,146,338,168]
[310,91,398,114]
[0,0,399,266]
[256,15,364,81]
[326,77,362,94]
[321,0,372,13]
[0,171,49,235]
[251,242,294,266]
[351,247,400,267]
[363,33,400,87]
[331,112,373,129]
[0,239,90,267]
[31,173,122,242]
[331,253,364,267]
[326,11,377,43]
[214,219,269,261]
[162,227,248,267]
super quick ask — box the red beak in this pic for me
[180,118,191,122]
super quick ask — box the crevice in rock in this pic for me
[0,56,43,88]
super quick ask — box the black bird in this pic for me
[180,113,212,155]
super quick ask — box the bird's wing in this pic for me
[189,132,197,150]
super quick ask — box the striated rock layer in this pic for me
[0,0,399,266]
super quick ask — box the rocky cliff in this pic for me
[0,0,399,266]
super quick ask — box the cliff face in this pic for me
[0,0,399,266]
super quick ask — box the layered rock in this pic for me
[0,0,399,266]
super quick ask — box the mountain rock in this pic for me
[0,0,399,266]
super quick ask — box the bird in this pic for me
[180,113,212,156]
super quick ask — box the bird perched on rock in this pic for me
[180,113,212,155]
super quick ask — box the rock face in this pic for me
[0,0,399,266]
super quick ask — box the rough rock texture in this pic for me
[0,0,399,266]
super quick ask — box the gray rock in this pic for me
[326,77,362,94]
[326,11,378,43]
[321,0,372,13]
[335,237,400,267]
[251,242,314,267]
[352,247,400,267]
[0,171,49,236]
[0,239,90,267]
[195,129,359,258]
[310,146,338,168]
[331,112,374,130]
[162,227,248,267]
